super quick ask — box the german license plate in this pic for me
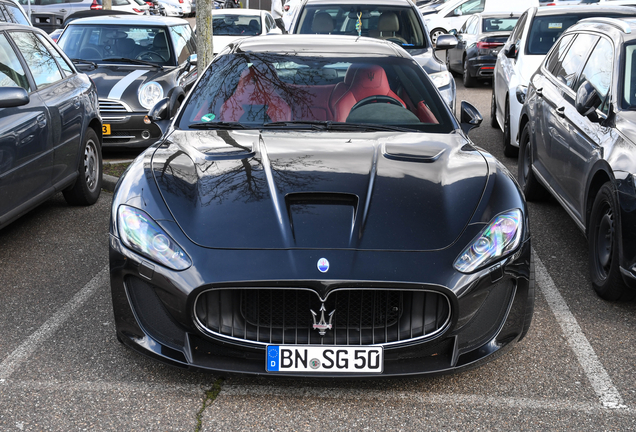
[266,345,383,373]
[102,124,111,135]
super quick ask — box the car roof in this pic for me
[303,0,415,7]
[211,8,264,15]
[231,34,409,57]
[67,15,189,26]
[474,12,521,18]
[533,4,636,16]
[569,16,636,39]
[0,22,40,31]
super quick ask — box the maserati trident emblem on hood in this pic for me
[311,304,335,336]
[317,258,329,273]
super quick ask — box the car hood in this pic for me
[408,48,444,74]
[151,130,489,250]
[85,65,172,111]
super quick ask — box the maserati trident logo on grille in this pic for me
[317,258,329,273]
[311,303,335,336]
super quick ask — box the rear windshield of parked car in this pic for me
[213,14,262,36]
[482,17,518,33]
[178,53,454,133]
[294,5,428,49]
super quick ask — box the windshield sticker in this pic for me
[548,23,563,29]
[201,113,216,122]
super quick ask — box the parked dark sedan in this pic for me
[0,23,102,230]
[56,15,197,148]
[519,17,636,300]
[446,12,519,87]
[109,35,533,376]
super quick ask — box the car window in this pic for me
[169,24,192,64]
[459,18,468,33]
[576,37,612,113]
[508,11,526,50]
[10,30,63,89]
[0,32,30,90]
[482,17,518,33]
[295,5,427,49]
[623,42,636,109]
[212,14,262,36]
[550,33,598,90]
[36,33,73,76]
[466,16,477,34]
[455,0,484,15]
[2,3,30,25]
[544,33,574,73]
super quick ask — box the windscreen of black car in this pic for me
[294,5,427,49]
[482,17,518,33]
[57,25,174,65]
[178,53,454,132]
[213,14,262,36]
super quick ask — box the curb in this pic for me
[103,174,119,193]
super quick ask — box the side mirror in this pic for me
[453,8,462,16]
[460,100,482,134]
[186,53,197,68]
[0,87,29,108]
[148,97,170,122]
[575,80,601,122]
[435,34,458,50]
[449,28,457,35]
[504,44,517,59]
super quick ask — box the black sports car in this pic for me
[57,15,197,148]
[109,35,533,376]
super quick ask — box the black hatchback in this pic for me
[0,23,102,230]
[518,17,636,300]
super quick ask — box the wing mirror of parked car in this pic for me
[435,34,458,50]
[186,53,197,68]
[504,44,517,59]
[460,100,482,134]
[575,80,601,123]
[449,29,457,35]
[149,97,170,122]
[0,87,29,108]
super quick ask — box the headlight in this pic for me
[429,71,451,89]
[516,85,528,104]
[117,205,191,270]
[138,81,164,110]
[454,209,523,273]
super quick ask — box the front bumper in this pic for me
[102,113,163,148]
[110,235,533,377]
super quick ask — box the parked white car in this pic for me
[211,8,281,55]
[491,5,636,156]
[158,0,184,16]
[421,0,537,44]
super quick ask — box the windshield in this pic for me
[57,24,174,65]
[178,53,453,132]
[294,5,428,49]
[623,43,636,109]
[482,17,518,33]
[213,14,262,36]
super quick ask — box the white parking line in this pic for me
[534,252,627,410]
[0,265,109,380]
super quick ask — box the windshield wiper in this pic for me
[263,120,417,132]
[102,57,163,70]
[189,121,248,129]
[70,58,97,69]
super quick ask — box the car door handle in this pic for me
[59,8,66,11]
[536,87,543,96]
[556,106,565,117]
[36,114,46,128]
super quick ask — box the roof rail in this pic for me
[577,17,632,34]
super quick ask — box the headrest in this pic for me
[249,19,260,30]
[312,12,334,33]
[153,33,168,48]
[378,12,399,33]
[351,65,388,90]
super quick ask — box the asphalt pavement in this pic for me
[2,72,636,431]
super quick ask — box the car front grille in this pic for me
[99,99,130,114]
[194,288,451,346]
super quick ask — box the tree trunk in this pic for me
[103,0,111,10]
[196,0,214,70]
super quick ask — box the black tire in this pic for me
[63,128,102,206]
[430,28,446,45]
[490,90,498,128]
[517,123,548,201]
[588,183,634,301]
[502,98,518,157]
[519,252,535,342]
[462,57,477,88]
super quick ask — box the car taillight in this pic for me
[284,4,289,10]
[476,41,502,50]
[178,0,183,3]
[133,7,142,11]
[90,0,102,9]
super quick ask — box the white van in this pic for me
[421,0,538,43]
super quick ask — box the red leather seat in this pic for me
[220,67,291,123]
[330,65,405,122]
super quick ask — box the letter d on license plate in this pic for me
[266,345,383,373]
